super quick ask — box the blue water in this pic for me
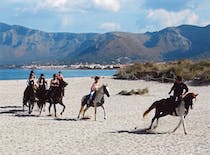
[0,69,117,80]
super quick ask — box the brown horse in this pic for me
[77,85,110,121]
[143,93,198,134]
[37,79,68,117]
[23,84,37,114]
[37,86,66,117]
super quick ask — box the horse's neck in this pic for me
[93,88,104,103]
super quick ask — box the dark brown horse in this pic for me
[37,86,66,117]
[77,85,110,121]
[23,84,37,114]
[143,93,198,134]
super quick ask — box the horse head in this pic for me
[184,93,198,110]
[102,85,110,97]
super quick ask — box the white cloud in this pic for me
[100,22,121,31]
[147,9,199,27]
[38,0,90,13]
[92,0,121,12]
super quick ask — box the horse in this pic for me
[23,84,37,114]
[77,85,110,121]
[37,85,66,117]
[143,93,198,134]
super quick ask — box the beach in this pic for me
[0,77,209,155]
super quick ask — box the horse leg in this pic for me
[94,104,97,121]
[31,101,34,112]
[77,105,85,119]
[28,101,32,114]
[148,115,157,130]
[101,105,106,120]
[82,106,90,118]
[172,117,182,133]
[54,103,57,117]
[43,102,46,112]
[48,103,52,116]
[181,116,187,135]
[38,100,44,116]
[153,118,159,129]
[59,102,65,115]
[153,112,168,129]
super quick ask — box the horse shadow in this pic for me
[0,105,39,118]
[49,117,91,122]
[0,105,23,114]
[111,128,168,135]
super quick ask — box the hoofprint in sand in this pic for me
[0,77,209,154]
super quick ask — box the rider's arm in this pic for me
[91,82,96,91]
[169,83,175,94]
[183,83,189,95]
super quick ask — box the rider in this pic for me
[37,73,47,91]
[57,71,65,96]
[27,70,38,89]
[24,71,37,102]
[57,71,64,81]
[87,76,101,105]
[50,74,60,97]
[168,75,188,104]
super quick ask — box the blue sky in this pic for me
[0,0,210,33]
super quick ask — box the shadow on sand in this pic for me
[0,105,39,118]
[111,128,168,135]
[0,105,23,115]
[49,117,91,122]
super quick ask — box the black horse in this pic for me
[37,81,67,117]
[143,93,198,134]
[23,83,37,114]
[77,85,110,121]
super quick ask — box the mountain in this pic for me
[0,22,210,65]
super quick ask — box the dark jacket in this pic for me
[169,81,188,98]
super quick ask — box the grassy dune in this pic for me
[115,60,210,85]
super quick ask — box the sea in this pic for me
[0,69,117,80]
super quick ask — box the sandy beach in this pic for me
[0,77,210,155]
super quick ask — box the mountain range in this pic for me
[0,22,210,65]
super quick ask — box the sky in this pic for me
[0,0,210,33]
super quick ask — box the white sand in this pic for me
[0,77,210,155]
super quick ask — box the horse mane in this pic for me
[184,92,197,99]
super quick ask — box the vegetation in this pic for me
[115,60,210,85]
[118,87,149,96]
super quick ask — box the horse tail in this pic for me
[143,101,157,118]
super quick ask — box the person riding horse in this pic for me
[24,72,37,101]
[57,71,67,96]
[50,74,60,98]
[87,76,101,105]
[37,73,47,91]
[168,76,188,105]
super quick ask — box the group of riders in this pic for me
[24,70,101,107]
[24,68,189,115]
